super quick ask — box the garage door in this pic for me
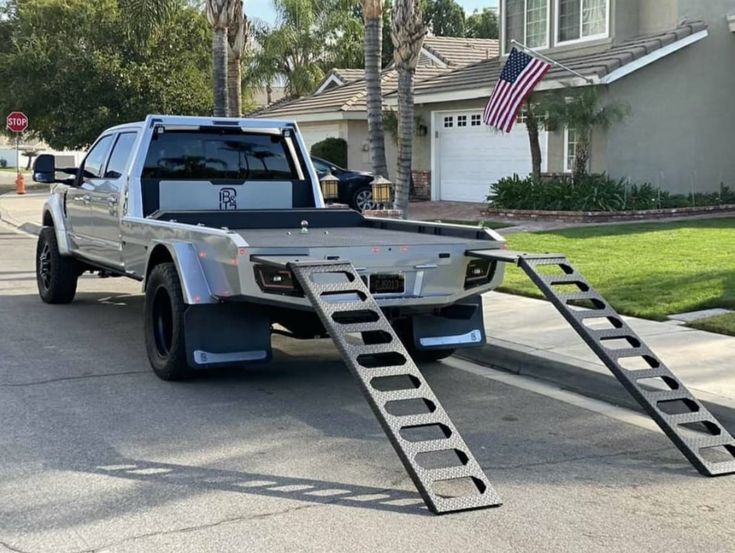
[298,123,343,152]
[435,110,546,202]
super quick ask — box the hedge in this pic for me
[489,174,735,212]
[310,137,347,168]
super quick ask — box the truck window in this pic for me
[82,135,115,178]
[142,130,298,181]
[105,132,138,179]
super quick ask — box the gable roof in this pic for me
[402,21,708,102]
[256,66,449,120]
[313,36,500,94]
[420,36,499,67]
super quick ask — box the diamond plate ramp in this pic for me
[469,249,735,476]
[289,260,502,514]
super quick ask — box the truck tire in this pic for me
[144,262,191,381]
[36,227,78,304]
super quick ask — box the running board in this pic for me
[469,249,735,476]
[286,259,502,514]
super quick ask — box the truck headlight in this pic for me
[254,265,300,295]
[464,259,496,289]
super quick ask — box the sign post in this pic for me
[6,112,29,195]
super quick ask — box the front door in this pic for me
[86,132,138,267]
[66,134,115,253]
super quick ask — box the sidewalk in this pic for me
[0,190,45,234]
[463,292,735,425]
[2,191,734,424]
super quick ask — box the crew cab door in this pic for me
[66,134,115,253]
[86,131,138,267]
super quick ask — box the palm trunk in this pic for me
[526,101,542,179]
[212,27,229,117]
[394,69,414,215]
[364,12,389,179]
[227,54,241,116]
[574,134,591,181]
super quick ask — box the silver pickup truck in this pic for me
[33,115,505,381]
[32,115,735,513]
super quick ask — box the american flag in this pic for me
[483,47,552,133]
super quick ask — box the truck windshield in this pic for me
[142,130,299,181]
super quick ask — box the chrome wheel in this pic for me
[354,188,375,211]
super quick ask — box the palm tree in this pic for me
[206,0,233,116]
[227,1,250,116]
[524,95,543,179]
[544,86,628,181]
[118,0,179,41]
[248,0,360,100]
[391,0,426,217]
[363,0,389,180]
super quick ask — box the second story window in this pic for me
[504,0,549,52]
[558,0,608,43]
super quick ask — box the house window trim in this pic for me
[554,0,610,47]
[501,0,551,55]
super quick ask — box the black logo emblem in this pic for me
[219,187,237,210]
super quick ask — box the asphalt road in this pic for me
[0,223,733,553]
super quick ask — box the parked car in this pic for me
[311,156,374,211]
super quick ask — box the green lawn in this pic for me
[500,218,735,320]
[687,312,735,336]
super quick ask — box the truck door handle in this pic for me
[73,195,91,204]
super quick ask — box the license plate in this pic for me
[370,273,404,294]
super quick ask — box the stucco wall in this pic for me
[639,0,678,35]
[341,120,399,178]
[605,1,735,194]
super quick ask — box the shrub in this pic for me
[0,158,7,168]
[310,137,348,169]
[489,175,735,212]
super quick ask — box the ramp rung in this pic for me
[468,248,735,477]
[290,261,502,514]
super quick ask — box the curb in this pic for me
[456,341,735,430]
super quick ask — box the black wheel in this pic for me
[36,227,78,304]
[144,263,191,381]
[351,186,375,212]
[406,347,456,363]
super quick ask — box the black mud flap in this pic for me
[184,303,272,369]
[412,296,486,351]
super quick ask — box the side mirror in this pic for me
[33,154,56,184]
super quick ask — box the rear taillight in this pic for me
[254,265,300,295]
[464,259,495,289]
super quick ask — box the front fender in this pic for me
[43,195,73,255]
[144,241,217,305]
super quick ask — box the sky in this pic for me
[248,0,498,25]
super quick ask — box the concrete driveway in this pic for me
[0,223,733,553]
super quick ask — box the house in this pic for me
[387,0,734,202]
[254,37,499,195]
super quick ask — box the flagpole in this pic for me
[510,39,595,84]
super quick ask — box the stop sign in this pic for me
[6,112,28,133]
